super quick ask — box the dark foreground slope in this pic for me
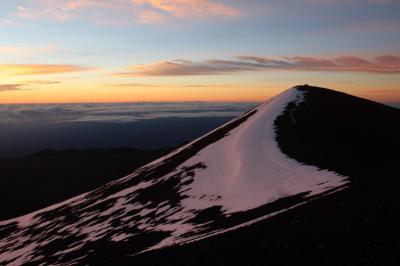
[0,147,173,220]
[130,86,400,265]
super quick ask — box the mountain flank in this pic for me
[1,85,400,265]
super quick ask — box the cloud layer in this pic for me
[0,84,27,92]
[120,55,400,76]
[10,0,397,26]
[14,0,240,25]
[0,101,257,123]
[0,64,92,76]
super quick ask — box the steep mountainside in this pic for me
[1,85,400,265]
[133,86,400,265]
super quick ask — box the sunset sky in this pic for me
[1,0,399,103]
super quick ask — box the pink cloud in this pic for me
[132,0,240,17]
[374,55,400,66]
[14,0,240,25]
[118,55,400,76]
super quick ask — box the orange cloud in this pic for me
[0,64,93,76]
[24,80,61,85]
[119,55,400,76]
[0,84,27,92]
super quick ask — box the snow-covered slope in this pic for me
[0,87,348,265]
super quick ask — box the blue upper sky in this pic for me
[1,0,399,103]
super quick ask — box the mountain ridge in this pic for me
[1,85,400,265]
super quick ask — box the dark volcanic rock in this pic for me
[0,147,174,220]
[1,85,400,265]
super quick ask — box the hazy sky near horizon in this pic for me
[0,0,399,103]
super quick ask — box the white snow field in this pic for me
[0,87,348,265]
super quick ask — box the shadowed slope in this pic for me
[3,86,396,265]
[130,85,400,265]
[0,147,174,220]
[276,85,400,184]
